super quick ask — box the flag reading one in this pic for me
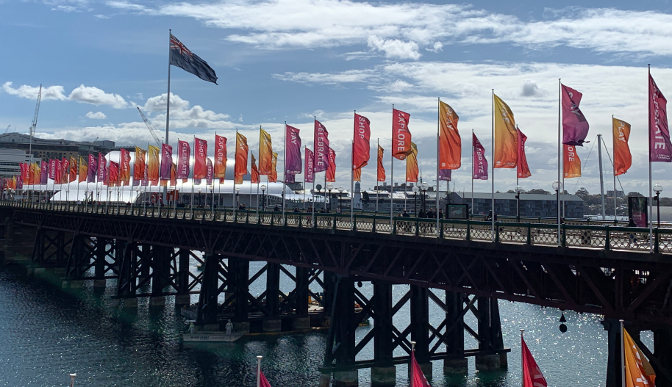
[88,154,97,183]
[613,117,632,176]
[392,108,411,160]
[623,327,656,387]
[522,336,548,387]
[564,144,581,178]
[79,156,87,183]
[235,132,248,184]
[649,74,671,162]
[120,148,131,185]
[439,101,461,169]
[259,128,273,175]
[134,147,146,182]
[148,145,160,185]
[270,152,278,183]
[493,94,517,168]
[439,168,451,181]
[314,120,330,172]
[169,34,218,84]
[353,113,371,170]
[326,148,336,183]
[406,142,419,183]
[517,127,531,179]
[160,144,173,181]
[194,137,207,179]
[377,145,386,182]
[286,125,302,175]
[177,140,190,179]
[206,158,213,186]
[251,153,260,184]
[214,134,227,179]
[305,148,314,183]
[473,133,488,180]
[562,84,589,146]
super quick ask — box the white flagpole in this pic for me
[649,64,654,253]
[390,105,395,225]
[620,319,626,387]
[376,138,380,213]
[256,355,262,387]
[351,110,355,229]
[436,97,440,237]
[613,116,617,222]
[283,122,287,220]
[164,29,172,206]
[491,90,495,241]
[557,79,562,246]
[471,129,474,216]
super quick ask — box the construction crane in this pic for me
[4,125,10,134]
[137,107,163,147]
[28,85,41,164]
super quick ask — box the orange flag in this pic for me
[251,153,260,184]
[564,144,581,178]
[354,167,361,182]
[214,134,227,179]
[32,162,40,185]
[148,145,160,186]
[235,132,248,184]
[120,148,131,185]
[170,162,177,187]
[326,148,336,183]
[134,147,146,182]
[623,327,656,387]
[269,152,278,183]
[613,117,632,176]
[69,156,77,183]
[78,156,87,183]
[377,145,385,182]
[493,94,518,168]
[259,127,273,175]
[405,142,418,183]
[517,127,531,178]
[439,101,461,169]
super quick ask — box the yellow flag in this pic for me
[623,327,656,387]
[405,142,418,183]
[493,94,518,168]
[259,127,273,175]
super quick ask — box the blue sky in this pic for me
[3,0,672,196]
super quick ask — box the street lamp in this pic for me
[654,183,663,228]
[515,185,523,222]
[420,182,429,212]
[235,187,240,208]
[412,186,419,216]
[327,183,333,212]
[261,184,266,211]
[337,186,344,213]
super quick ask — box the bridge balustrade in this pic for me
[4,201,672,254]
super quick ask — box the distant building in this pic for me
[0,132,117,162]
[448,192,584,218]
[0,149,39,178]
[607,190,625,198]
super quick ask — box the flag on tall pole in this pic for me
[353,113,371,169]
[472,133,488,180]
[235,132,249,184]
[97,153,107,183]
[392,109,412,160]
[259,127,273,175]
[406,142,419,183]
[134,147,146,184]
[270,152,278,183]
[613,117,632,175]
[314,120,330,173]
[561,84,590,146]
[285,125,302,175]
[251,153,260,184]
[160,144,173,181]
[69,157,77,183]
[649,73,671,161]
[148,145,160,185]
[78,156,87,183]
[177,140,191,180]
[88,154,97,183]
[563,145,581,178]
[493,94,517,168]
[169,34,218,84]
[439,101,461,169]
[521,331,548,387]
[326,148,336,183]
[206,158,213,186]
[305,148,314,183]
[120,149,131,185]
[377,144,386,182]
[40,160,48,184]
[516,127,531,179]
[214,134,227,179]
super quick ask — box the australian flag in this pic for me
[170,34,218,84]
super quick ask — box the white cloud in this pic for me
[68,85,128,108]
[142,93,189,113]
[426,42,443,53]
[2,82,67,101]
[273,70,377,85]
[85,111,107,119]
[107,1,672,57]
[367,35,421,60]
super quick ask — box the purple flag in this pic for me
[97,153,107,182]
[650,74,672,162]
[473,133,488,180]
[286,173,295,184]
[285,124,302,175]
[562,84,589,146]
[314,120,329,173]
[206,158,213,185]
[40,161,48,184]
[160,144,173,180]
[177,140,191,179]
[87,154,96,183]
[439,169,451,181]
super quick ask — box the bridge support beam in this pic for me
[444,291,467,374]
[93,237,109,288]
[326,276,358,387]
[150,246,171,307]
[371,281,395,386]
[175,249,191,306]
[602,318,624,387]
[263,263,281,333]
[292,266,310,330]
[475,297,506,371]
[231,257,250,334]
[197,253,220,330]
[411,285,432,378]
[654,326,672,387]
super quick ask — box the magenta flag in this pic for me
[285,173,295,184]
[305,147,314,183]
[40,161,48,184]
[313,120,329,173]
[259,370,272,387]
[650,74,672,162]
[411,350,430,387]
[48,159,56,180]
[439,169,451,181]
[97,153,107,182]
[87,154,96,183]
[561,84,589,146]
[473,133,488,180]
[206,158,213,185]
[285,124,302,175]
[177,140,191,179]
[160,143,172,180]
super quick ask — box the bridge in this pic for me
[1,201,671,386]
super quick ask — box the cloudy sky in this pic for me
[2,0,672,195]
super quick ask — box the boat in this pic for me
[182,331,244,343]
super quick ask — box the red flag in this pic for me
[251,153,260,184]
[522,335,547,387]
[214,134,227,179]
[377,145,385,182]
[108,161,119,186]
[62,157,70,183]
[305,147,314,183]
[649,73,671,162]
[516,127,531,179]
[69,157,77,183]
[259,370,272,387]
[326,148,336,182]
[235,132,248,184]
[194,137,207,179]
[353,113,370,170]
[410,349,430,387]
[314,120,330,173]
[392,108,411,160]
[613,117,632,176]
[177,140,190,179]
[439,101,461,169]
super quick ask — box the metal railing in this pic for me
[3,200,671,254]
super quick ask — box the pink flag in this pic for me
[439,169,451,181]
[305,147,314,183]
[650,73,672,162]
[411,350,430,387]
[472,133,488,180]
[259,370,272,387]
[160,143,173,180]
[522,336,548,387]
[285,124,302,175]
[517,127,531,179]
[194,137,208,178]
[206,158,213,185]
[561,84,589,146]
[97,153,107,182]
[177,140,191,179]
[314,120,329,173]
[40,161,48,184]
[353,113,371,170]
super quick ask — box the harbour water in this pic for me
[0,262,651,387]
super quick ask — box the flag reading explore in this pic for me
[169,34,218,84]
[392,109,411,160]
[564,144,581,178]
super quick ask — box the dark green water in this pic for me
[0,262,650,386]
